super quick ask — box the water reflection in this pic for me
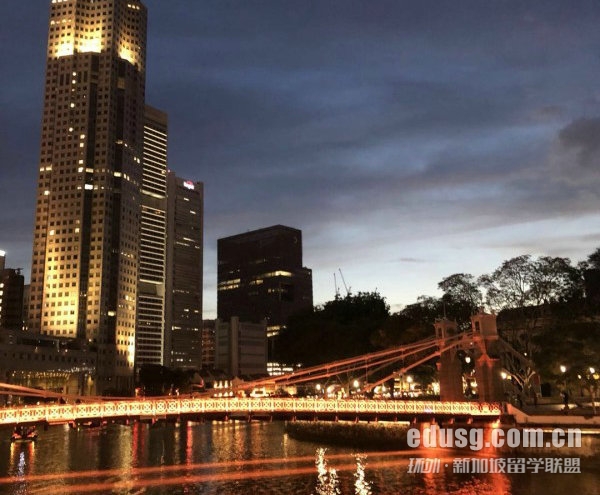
[0,422,598,494]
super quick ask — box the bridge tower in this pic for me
[471,310,504,403]
[434,318,464,401]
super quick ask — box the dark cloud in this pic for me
[558,118,600,169]
[2,0,600,311]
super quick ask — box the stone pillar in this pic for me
[435,319,464,402]
[474,353,504,402]
[471,311,504,403]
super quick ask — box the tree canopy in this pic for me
[275,247,600,394]
[276,291,389,366]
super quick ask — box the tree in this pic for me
[276,291,390,366]
[438,273,483,309]
[480,255,581,312]
[438,273,483,330]
[479,255,535,311]
[478,254,584,384]
[371,296,440,348]
[587,247,600,270]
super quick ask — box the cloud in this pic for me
[558,117,600,169]
[3,0,600,311]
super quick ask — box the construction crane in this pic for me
[334,272,340,298]
[333,269,351,298]
[338,268,350,296]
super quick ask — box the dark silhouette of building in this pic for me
[165,174,204,370]
[217,225,313,356]
[584,269,600,306]
[0,251,25,330]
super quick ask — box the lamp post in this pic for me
[560,364,567,393]
[501,371,509,402]
[560,365,569,410]
[589,368,598,415]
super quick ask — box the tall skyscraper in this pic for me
[136,105,168,368]
[29,0,147,393]
[164,174,203,369]
[217,225,313,353]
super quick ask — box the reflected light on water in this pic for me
[9,442,35,478]
[3,447,515,495]
[354,454,372,495]
[1,422,597,495]
[27,458,419,495]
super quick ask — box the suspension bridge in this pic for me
[0,312,528,428]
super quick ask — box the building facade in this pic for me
[217,225,313,355]
[201,319,216,369]
[0,329,95,403]
[215,317,267,378]
[29,0,147,393]
[136,105,168,368]
[164,174,203,369]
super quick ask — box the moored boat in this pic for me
[11,425,38,442]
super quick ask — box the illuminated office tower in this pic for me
[164,174,203,369]
[136,105,168,368]
[29,0,147,393]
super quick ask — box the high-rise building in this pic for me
[0,251,25,330]
[217,225,313,353]
[136,105,168,368]
[29,0,147,393]
[164,174,203,369]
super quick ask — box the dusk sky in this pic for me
[1,0,599,317]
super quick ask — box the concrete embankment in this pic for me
[285,420,410,450]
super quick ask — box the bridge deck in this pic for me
[0,398,502,426]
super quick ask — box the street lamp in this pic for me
[560,365,569,403]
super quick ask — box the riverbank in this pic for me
[508,403,600,427]
[285,420,411,450]
[285,419,600,458]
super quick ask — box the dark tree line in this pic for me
[276,291,389,366]
[276,248,600,390]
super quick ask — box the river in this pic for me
[0,421,599,494]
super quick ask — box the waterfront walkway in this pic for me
[507,400,600,427]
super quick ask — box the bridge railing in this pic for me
[0,398,502,426]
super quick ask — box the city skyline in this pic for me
[2,1,600,318]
